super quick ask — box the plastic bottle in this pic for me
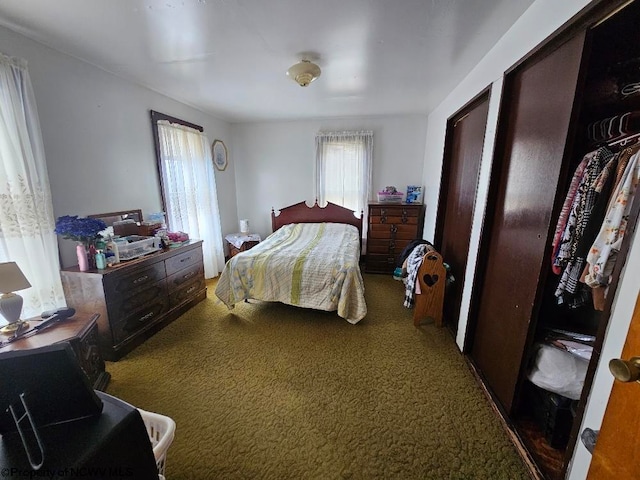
[95,251,107,270]
[107,239,120,264]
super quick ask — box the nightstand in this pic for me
[0,312,110,391]
[225,233,261,258]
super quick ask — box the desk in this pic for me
[0,313,110,391]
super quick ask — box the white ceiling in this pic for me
[0,0,534,123]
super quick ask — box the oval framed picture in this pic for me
[212,139,228,171]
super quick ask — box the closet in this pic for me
[465,1,640,479]
[436,90,490,334]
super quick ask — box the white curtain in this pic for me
[157,121,225,278]
[0,53,65,317]
[315,130,373,234]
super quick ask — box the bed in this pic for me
[215,201,367,323]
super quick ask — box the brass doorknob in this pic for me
[609,357,640,383]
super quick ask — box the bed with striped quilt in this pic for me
[215,222,367,324]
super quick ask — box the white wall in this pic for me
[230,115,428,240]
[0,24,238,268]
[421,0,640,478]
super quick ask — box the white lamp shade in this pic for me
[0,262,31,293]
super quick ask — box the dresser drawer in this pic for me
[366,254,398,272]
[104,261,166,296]
[165,247,203,277]
[369,206,421,217]
[169,276,206,307]
[111,296,170,345]
[166,262,204,294]
[369,223,419,240]
[370,214,418,225]
[107,280,168,319]
[367,238,412,255]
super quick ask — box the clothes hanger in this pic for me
[607,115,619,139]
[618,112,632,136]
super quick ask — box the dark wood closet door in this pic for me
[469,32,587,414]
[436,93,490,333]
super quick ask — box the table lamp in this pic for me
[0,262,32,334]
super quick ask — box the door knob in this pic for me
[609,357,640,383]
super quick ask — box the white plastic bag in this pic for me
[527,343,588,400]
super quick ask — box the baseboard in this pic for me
[464,356,544,480]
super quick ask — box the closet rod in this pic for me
[608,131,640,147]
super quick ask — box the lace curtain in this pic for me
[157,121,225,278]
[315,130,373,236]
[0,53,65,317]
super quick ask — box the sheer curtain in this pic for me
[315,130,373,236]
[0,53,65,317]
[157,121,225,278]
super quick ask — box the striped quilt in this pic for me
[215,222,367,324]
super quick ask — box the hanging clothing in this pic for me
[584,150,640,288]
[577,145,640,265]
[574,154,619,263]
[555,146,614,306]
[551,151,592,274]
[396,239,432,269]
[403,243,431,308]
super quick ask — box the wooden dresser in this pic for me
[61,240,206,360]
[366,203,425,274]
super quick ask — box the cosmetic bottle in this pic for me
[95,250,107,270]
[107,239,120,264]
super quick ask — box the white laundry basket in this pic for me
[138,408,176,478]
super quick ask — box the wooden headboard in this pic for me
[271,200,363,240]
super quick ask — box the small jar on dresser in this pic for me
[366,202,425,274]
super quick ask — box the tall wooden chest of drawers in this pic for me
[61,240,206,360]
[366,203,425,274]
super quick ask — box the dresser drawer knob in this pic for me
[133,275,149,284]
[390,225,398,233]
[186,285,197,294]
[138,311,154,322]
[182,271,196,281]
[381,208,387,215]
[180,256,192,263]
[402,215,408,224]
[380,216,387,224]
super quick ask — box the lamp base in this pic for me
[0,320,29,335]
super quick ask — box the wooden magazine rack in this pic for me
[413,250,446,327]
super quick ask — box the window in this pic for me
[151,111,225,278]
[315,130,373,223]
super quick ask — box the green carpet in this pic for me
[106,274,530,480]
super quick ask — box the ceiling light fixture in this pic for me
[286,59,321,87]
